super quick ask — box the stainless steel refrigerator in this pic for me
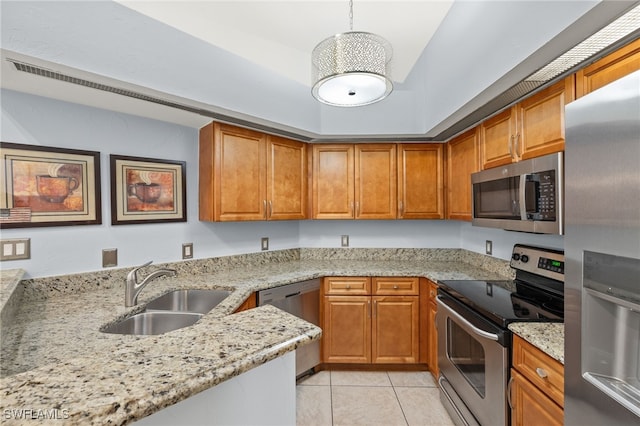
[564,70,640,425]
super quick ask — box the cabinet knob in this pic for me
[393,285,399,290]
[536,367,548,379]
[346,284,351,290]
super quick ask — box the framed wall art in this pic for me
[0,142,102,228]
[110,154,186,225]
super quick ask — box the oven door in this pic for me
[436,292,509,426]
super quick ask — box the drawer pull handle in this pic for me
[536,367,548,379]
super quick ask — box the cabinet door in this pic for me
[323,296,371,363]
[267,136,307,220]
[397,144,444,219]
[199,123,267,221]
[511,369,563,426]
[372,296,419,363]
[480,107,517,169]
[312,145,354,219]
[576,38,640,98]
[355,144,397,219]
[518,77,574,161]
[446,128,480,221]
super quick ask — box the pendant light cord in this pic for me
[349,0,354,31]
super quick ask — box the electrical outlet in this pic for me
[182,243,193,259]
[0,238,31,261]
[341,235,349,247]
[261,237,269,251]
[486,240,493,255]
[102,248,118,267]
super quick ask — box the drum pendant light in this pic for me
[311,0,393,107]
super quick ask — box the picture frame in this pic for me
[0,142,102,228]
[110,154,186,225]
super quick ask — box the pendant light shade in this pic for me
[311,1,393,107]
[312,32,393,107]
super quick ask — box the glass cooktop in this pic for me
[437,279,564,328]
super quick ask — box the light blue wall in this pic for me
[1,90,301,278]
[1,90,562,278]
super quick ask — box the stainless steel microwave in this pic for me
[471,152,563,234]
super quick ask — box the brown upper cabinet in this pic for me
[312,144,397,219]
[480,77,575,170]
[446,127,480,221]
[199,122,307,221]
[576,38,640,98]
[397,144,445,219]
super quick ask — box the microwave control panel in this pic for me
[528,170,556,221]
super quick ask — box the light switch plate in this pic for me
[261,237,269,251]
[0,238,31,261]
[486,240,493,255]
[341,235,349,247]
[182,243,193,259]
[102,248,117,267]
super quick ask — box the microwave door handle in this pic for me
[519,174,528,220]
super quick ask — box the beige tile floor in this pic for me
[296,370,455,426]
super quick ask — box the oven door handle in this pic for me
[436,295,499,341]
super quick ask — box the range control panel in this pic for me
[510,244,565,282]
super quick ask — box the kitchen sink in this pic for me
[101,311,203,335]
[101,289,232,335]
[144,289,231,314]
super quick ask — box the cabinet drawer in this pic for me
[510,369,563,426]
[373,277,419,295]
[512,335,564,407]
[324,277,371,295]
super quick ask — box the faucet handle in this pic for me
[127,260,153,283]
[136,260,153,269]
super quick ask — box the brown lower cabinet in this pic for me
[426,279,439,378]
[510,335,564,426]
[322,277,420,364]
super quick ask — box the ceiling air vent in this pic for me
[526,4,640,82]
[10,60,196,110]
[7,59,312,141]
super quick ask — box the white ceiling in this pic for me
[115,0,454,87]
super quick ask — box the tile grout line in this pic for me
[329,370,335,426]
[388,372,411,426]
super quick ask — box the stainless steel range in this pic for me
[437,244,564,426]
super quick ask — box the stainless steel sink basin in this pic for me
[101,311,203,335]
[144,289,231,314]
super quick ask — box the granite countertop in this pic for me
[509,322,565,364]
[0,268,25,326]
[0,251,515,425]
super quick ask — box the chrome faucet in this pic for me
[125,260,177,307]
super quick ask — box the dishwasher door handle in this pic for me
[285,291,301,298]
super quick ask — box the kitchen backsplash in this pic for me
[15,248,512,302]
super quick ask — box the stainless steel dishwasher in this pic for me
[257,278,320,378]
